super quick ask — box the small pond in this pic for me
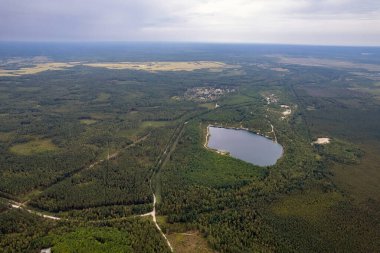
[206,126,283,166]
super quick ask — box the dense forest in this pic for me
[0,44,379,252]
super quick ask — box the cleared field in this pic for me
[167,232,215,253]
[0,61,232,76]
[9,139,59,155]
[156,216,214,253]
[83,61,229,72]
[0,62,76,76]
[198,103,216,109]
[80,119,97,125]
[118,121,170,140]
[140,121,170,128]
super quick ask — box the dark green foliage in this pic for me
[0,207,170,253]
[30,127,174,212]
[59,204,152,221]
[315,139,364,164]
[0,146,98,196]
[0,208,54,253]
[39,219,171,253]
[1,46,380,253]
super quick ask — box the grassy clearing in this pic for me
[19,189,43,202]
[83,61,230,72]
[9,139,59,155]
[119,121,170,140]
[141,121,170,128]
[198,103,216,110]
[80,119,97,125]
[167,232,215,253]
[221,94,252,105]
[90,113,115,120]
[156,216,214,253]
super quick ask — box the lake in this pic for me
[206,126,283,166]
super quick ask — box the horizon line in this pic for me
[0,40,379,48]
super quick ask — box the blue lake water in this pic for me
[207,126,283,166]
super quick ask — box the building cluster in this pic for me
[265,94,279,104]
[185,87,235,102]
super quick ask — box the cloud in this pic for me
[0,0,379,45]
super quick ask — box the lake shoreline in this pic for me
[204,125,230,155]
[204,124,283,166]
[205,124,277,143]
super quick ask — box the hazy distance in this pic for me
[0,0,380,46]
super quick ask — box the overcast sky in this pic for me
[1,0,379,46]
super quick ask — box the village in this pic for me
[184,86,236,102]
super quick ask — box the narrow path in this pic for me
[9,201,61,220]
[142,121,188,252]
[87,133,150,172]
[269,123,278,143]
[141,193,173,252]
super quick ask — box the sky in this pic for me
[0,0,380,46]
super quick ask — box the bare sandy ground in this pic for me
[313,138,331,145]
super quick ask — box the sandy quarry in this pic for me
[281,105,292,117]
[313,138,331,145]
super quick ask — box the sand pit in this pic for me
[313,138,331,145]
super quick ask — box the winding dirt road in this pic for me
[9,201,61,220]
[141,193,173,252]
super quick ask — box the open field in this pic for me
[80,119,98,125]
[83,61,231,72]
[140,121,170,128]
[167,232,215,253]
[198,103,216,109]
[9,139,59,155]
[0,62,76,76]
[0,61,234,77]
